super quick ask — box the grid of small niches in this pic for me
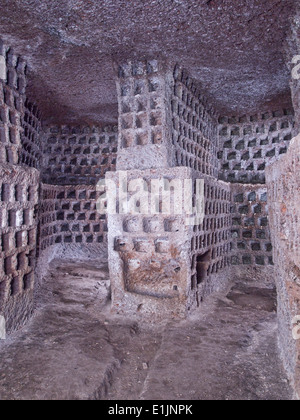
[190,182,232,288]
[40,188,107,248]
[0,183,37,238]
[192,203,231,245]
[0,83,23,164]
[218,112,294,183]
[118,62,165,148]
[172,83,218,176]
[20,101,42,169]
[191,244,231,289]
[231,190,273,266]
[190,233,231,290]
[1,48,27,92]
[202,179,232,226]
[0,182,37,204]
[43,132,117,184]
[172,84,218,139]
[173,66,218,118]
[0,254,35,304]
[174,133,215,176]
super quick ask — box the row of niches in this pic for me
[204,200,231,215]
[219,120,293,137]
[23,100,41,130]
[234,239,272,253]
[118,61,159,78]
[0,84,24,114]
[176,151,215,177]
[0,105,22,128]
[121,217,187,234]
[121,127,163,148]
[47,125,118,136]
[0,270,34,302]
[173,67,217,118]
[41,203,103,221]
[191,243,231,272]
[173,119,216,147]
[233,191,267,204]
[232,213,268,228]
[175,126,213,150]
[0,183,37,203]
[19,145,41,169]
[201,215,231,232]
[120,110,163,131]
[119,76,163,98]
[191,256,230,290]
[219,132,292,153]
[114,236,175,254]
[44,154,116,167]
[191,229,230,252]
[1,229,36,254]
[219,109,294,126]
[39,230,106,251]
[231,253,273,266]
[41,220,107,238]
[220,147,289,167]
[0,48,26,95]
[0,208,34,230]
[172,97,217,138]
[220,171,266,184]
[42,170,114,186]
[45,133,117,148]
[203,183,231,202]
[120,94,163,115]
[0,144,19,165]
[0,124,21,145]
[41,187,102,201]
[20,102,42,170]
[0,250,35,277]
[44,143,117,157]
[231,226,270,241]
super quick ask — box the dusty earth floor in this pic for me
[0,255,293,400]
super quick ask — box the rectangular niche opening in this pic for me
[196,250,211,285]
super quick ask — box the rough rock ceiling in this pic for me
[0,0,296,125]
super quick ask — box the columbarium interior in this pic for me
[0,0,300,401]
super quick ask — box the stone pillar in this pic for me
[116,60,176,171]
[106,167,200,318]
[106,60,194,317]
[107,59,232,319]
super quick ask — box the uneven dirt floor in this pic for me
[0,256,293,400]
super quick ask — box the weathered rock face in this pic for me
[0,0,296,125]
[266,134,300,399]
[0,41,40,333]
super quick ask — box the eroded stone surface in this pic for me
[0,0,296,124]
[0,258,293,400]
[266,134,300,399]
